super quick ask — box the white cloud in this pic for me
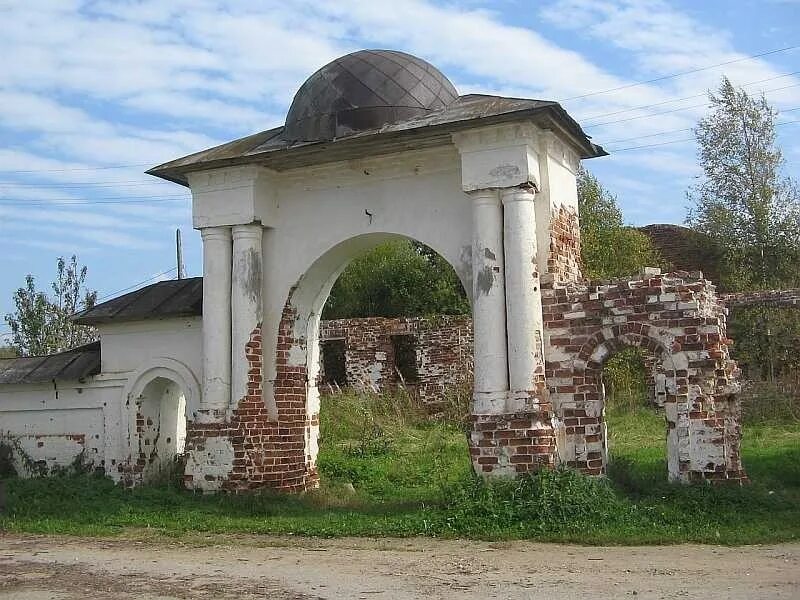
[0,0,796,320]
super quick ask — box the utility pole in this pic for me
[176,228,185,280]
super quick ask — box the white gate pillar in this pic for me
[500,184,544,403]
[470,189,509,412]
[199,226,232,422]
[231,224,264,406]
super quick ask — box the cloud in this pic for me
[0,0,796,320]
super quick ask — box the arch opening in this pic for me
[571,331,679,481]
[275,232,473,492]
[135,376,188,484]
[601,346,669,485]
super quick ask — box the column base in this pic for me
[472,390,508,413]
[469,407,557,478]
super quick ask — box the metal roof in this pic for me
[148,94,607,186]
[0,341,100,385]
[73,277,202,325]
[284,50,459,142]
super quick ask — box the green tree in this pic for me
[323,241,469,319]
[687,77,800,291]
[578,168,661,279]
[5,256,98,356]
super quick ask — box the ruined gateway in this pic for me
[0,50,746,491]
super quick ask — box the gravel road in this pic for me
[1,533,798,599]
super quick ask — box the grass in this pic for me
[1,390,799,545]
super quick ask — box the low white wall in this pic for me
[0,317,203,481]
[0,376,125,476]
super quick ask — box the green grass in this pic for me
[1,391,798,545]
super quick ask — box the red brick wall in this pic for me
[318,316,473,406]
[548,205,582,284]
[542,271,746,483]
[184,305,318,493]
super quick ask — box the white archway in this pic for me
[124,359,200,484]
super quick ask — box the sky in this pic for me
[1,0,799,340]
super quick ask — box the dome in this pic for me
[283,50,459,142]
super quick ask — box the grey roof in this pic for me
[73,277,202,325]
[0,341,100,385]
[284,50,459,142]
[148,94,606,186]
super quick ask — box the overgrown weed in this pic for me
[2,390,799,544]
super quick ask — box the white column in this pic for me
[200,226,232,422]
[501,185,543,396]
[231,223,263,405]
[471,189,509,412]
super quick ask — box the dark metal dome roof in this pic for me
[283,50,459,142]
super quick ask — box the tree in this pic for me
[5,256,98,356]
[323,241,469,319]
[578,168,661,279]
[687,77,800,291]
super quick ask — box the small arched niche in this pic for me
[136,376,188,483]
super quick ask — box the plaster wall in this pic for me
[0,377,124,476]
[0,317,202,482]
[98,318,202,381]
[260,147,474,408]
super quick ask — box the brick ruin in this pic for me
[543,270,745,483]
[318,316,472,405]
[308,269,748,484]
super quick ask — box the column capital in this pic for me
[200,226,232,242]
[468,188,501,206]
[499,184,537,204]
[231,223,263,240]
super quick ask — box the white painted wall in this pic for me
[0,317,202,481]
[0,377,124,476]
[259,146,474,411]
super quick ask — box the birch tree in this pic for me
[5,256,98,356]
[687,77,800,290]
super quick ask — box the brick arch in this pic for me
[572,328,680,480]
[578,329,673,409]
[543,271,746,484]
[584,328,677,401]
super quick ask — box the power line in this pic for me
[0,180,173,188]
[0,192,188,202]
[610,137,695,152]
[576,71,800,123]
[0,197,189,207]
[0,182,250,206]
[602,109,800,145]
[560,44,800,102]
[604,127,692,145]
[608,119,800,152]
[586,84,800,128]
[0,270,178,339]
[0,163,152,174]
[95,268,177,302]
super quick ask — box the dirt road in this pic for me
[0,533,798,599]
